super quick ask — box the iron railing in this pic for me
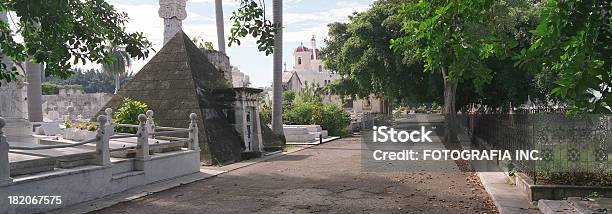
[459,113,611,185]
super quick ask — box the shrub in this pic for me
[283,91,296,109]
[284,101,351,137]
[113,98,149,133]
[283,101,320,125]
[313,104,351,136]
[259,98,272,125]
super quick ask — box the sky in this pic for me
[102,0,374,87]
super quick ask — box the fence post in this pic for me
[135,114,150,170]
[0,117,12,185]
[105,108,114,136]
[146,110,155,139]
[95,115,111,166]
[189,113,199,150]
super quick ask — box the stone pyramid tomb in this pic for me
[99,30,244,165]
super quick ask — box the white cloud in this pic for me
[77,0,374,87]
[284,3,369,25]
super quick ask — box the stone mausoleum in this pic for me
[99,30,282,165]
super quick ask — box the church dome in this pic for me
[294,42,310,52]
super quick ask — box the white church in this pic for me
[282,36,340,90]
[281,36,391,114]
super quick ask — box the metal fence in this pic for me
[459,113,611,185]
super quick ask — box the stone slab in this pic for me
[567,197,612,214]
[8,153,55,176]
[10,147,95,158]
[10,147,97,169]
[40,122,62,136]
[538,200,579,214]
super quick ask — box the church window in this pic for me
[298,57,302,65]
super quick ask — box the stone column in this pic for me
[188,113,199,150]
[95,115,111,166]
[214,0,226,54]
[26,59,43,122]
[158,0,187,45]
[135,114,149,170]
[0,117,12,185]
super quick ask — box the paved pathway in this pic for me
[94,115,497,214]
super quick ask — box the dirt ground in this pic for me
[94,134,497,213]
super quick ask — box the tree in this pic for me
[227,0,277,55]
[321,0,442,105]
[271,0,283,136]
[517,0,611,114]
[101,46,131,94]
[45,68,132,93]
[0,0,152,85]
[226,0,283,137]
[391,0,514,143]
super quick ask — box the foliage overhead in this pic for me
[322,0,541,110]
[0,0,152,85]
[227,0,277,55]
[391,0,515,90]
[321,0,440,101]
[517,0,611,113]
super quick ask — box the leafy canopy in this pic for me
[517,0,611,113]
[227,0,277,55]
[0,0,152,84]
[391,0,515,89]
[321,0,440,103]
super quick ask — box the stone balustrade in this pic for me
[0,110,200,186]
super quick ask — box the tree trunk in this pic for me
[271,0,284,137]
[214,0,226,54]
[442,67,458,144]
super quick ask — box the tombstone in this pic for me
[39,122,62,136]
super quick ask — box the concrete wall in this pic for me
[201,49,232,84]
[42,89,112,122]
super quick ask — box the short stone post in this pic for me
[105,108,115,136]
[95,115,111,166]
[146,110,155,139]
[135,114,149,170]
[188,113,199,150]
[0,117,12,185]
